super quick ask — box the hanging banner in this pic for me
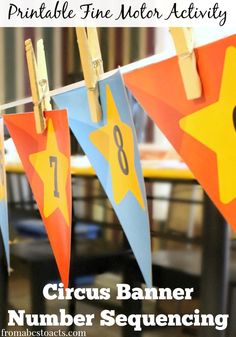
[124,34,236,230]
[4,110,71,287]
[53,71,152,287]
[0,118,10,271]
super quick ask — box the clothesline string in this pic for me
[0,52,173,112]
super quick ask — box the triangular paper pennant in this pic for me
[4,110,71,287]
[124,35,236,231]
[0,118,10,271]
[53,71,152,287]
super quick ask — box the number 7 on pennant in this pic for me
[49,156,60,198]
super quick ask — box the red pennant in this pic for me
[124,35,236,231]
[4,110,71,287]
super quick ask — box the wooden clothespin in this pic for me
[169,28,202,100]
[25,39,52,134]
[76,28,104,123]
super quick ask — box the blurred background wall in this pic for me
[0,28,155,110]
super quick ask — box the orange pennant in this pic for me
[4,110,71,287]
[124,35,236,231]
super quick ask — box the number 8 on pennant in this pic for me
[113,125,129,176]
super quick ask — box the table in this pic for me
[3,157,230,337]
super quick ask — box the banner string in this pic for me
[0,53,172,111]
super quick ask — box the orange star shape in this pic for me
[29,118,70,224]
[90,85,145,209]
[180,46,236,204]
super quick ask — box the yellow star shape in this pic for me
[29,118,70,224]
[90,85,145,209]
[180,46,236,204]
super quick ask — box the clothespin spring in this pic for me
[76,27,104,123]
[169,27,202,100]
[25,38,51,134]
